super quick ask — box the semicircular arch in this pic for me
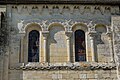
[48,22,65,31]
[95,24,107,33]
[24,22,42,33]
[72,23,88,32]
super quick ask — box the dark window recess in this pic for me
[28,30,39,62]
[75,30,86,62]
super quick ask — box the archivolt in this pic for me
[71,22,88,32]
[24,22,42,32]
[48,22,65,31]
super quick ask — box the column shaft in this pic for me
[108,37,114,62]
[20,36,24,63]
[43,38,47,62]
[42,31,49,62]
[65,31,72,62]
[90,37,95,62]
[67,38,70,62]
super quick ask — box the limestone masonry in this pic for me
[0,1,120,80]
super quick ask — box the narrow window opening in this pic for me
[28,30,39,62]
[75,30,86,62]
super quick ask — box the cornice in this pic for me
[0,0,120,5]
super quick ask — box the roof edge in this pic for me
[0,0,120,5]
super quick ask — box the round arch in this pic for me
[95,24,107,33]
[48,22,65,31]
[25,22,42,33]
[22,23,42,63]
[72,23,88,32]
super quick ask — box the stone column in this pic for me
[89,31,96,62]
[42,31,49,62]
[19,33,25,63]
[65,31,72,62]
[106,32,114,62]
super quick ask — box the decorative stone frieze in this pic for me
[18,19,97,33]
[9,62,116,70]
[11,5,119,15]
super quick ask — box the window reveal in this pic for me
[28,30,39,62]
[75,30,86,61]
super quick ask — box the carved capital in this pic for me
[65,31,72,40]
[88,21,95,32]
[19,33,25,38]
[106,32,112,40]
[63,20,72,31]
[42,31,49,39]
[41,20,48,31]
[88,31,96,37]
[88,31,96,40]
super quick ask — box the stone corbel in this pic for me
[70,6,74,14]
[48,5,53,14]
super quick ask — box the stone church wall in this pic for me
[7,4,118,64]
[9,69,117,80]
[0,4,120,80]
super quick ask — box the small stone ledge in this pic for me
[9,62,116,70]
